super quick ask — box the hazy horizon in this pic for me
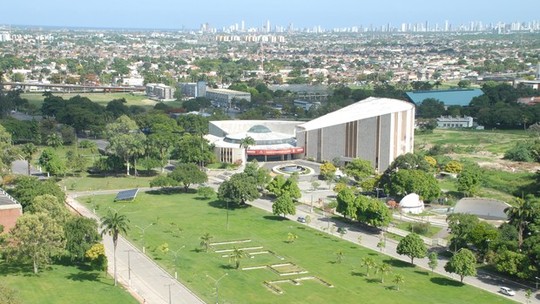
[1,0,539,31]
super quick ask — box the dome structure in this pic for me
[399,193,424,214]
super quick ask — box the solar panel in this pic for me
[115,189,139,201]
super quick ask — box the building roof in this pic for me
[0,188,22,209]
[399,193,423,208]
[453,198,509,220]
[297,97,414,131]
[405,89,484,107]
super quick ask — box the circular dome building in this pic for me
[399,193,424,214]
[206,120,304,163]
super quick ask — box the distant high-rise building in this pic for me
[266,20,271,33]
[445,20,449,32]
[241,20,245,32]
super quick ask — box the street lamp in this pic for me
[135,223,154,254]
[125,249,135,287]
[207,273,228,304]
[535,276,539,290]
[172,245,185,280]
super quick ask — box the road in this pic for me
[66,193,205,304]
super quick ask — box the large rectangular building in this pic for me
[206,88,251,107]
[296,97,415,172]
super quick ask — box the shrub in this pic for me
[504,142,534,162]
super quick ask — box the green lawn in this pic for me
[82,192,512,304]
[0,262,138,304]
[60,174,156,192]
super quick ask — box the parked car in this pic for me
[297,216,306,223]
[499,287,515,296]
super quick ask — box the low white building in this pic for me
[436,116,474,128]
[399,193,424,214]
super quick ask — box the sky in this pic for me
[2,0,539,30]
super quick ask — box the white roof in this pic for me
[399,193,423,208]
[297,97,414,131]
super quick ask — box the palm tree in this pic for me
[287,232,298,243]
[229,247,247,269]
[393,274,405,291]
[200,233,213,253]
[360,257,375,277]
[376,263,392,283]
[505,198,537,248]
[100,211,130,286]
[46,133,63,148]
[239,136,256,164]
[21,143,37,175]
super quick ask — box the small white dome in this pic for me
[399,193,424,214]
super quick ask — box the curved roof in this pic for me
[399,193,423,208]
[297,97,414,132]
[454,198,509,220]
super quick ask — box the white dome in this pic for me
[399,193,424,214]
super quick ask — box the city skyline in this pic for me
[1,0,539,31]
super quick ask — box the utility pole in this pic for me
[124,249,135,287]
[172,245,185,280]
[135,223,154,254]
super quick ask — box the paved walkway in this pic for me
[66,194,205,304]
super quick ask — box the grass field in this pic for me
[21,92,158,109]
[415,129,530,155]
[0,262,138,304]
[82,192,512,304]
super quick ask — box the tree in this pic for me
[26,194,70,224]
[417,98,445,118]
[336,187,357,219]
[355,195,392,228]
[457,80,471,88]
[505,198,539,249]
[85,243,108,271]
[239,136,256,164]
[21,143,37,175]
[169,163,208,192]
[266,175,301,199]
[376,263,392,283]
[171,134,215,166]
[272,193,296,217]
[176,114,208,136]
[360,256,376,277]
[64,216,101,262]
[393,274,405,291]
[344,158,374,182]
[100,211,130,286]
[8,176,65,211]
[106,115,146,175]
[457,166,483,197]
[200,233,213,253]
[444,248,477,283]
[396,233,427,264]
[319,162,337,181]
[38,147,66,176]
[387,169,440,201]
[46,133,63,148]
[6,213,65,274]
[428,252,438,274]
[229,247,247,269]
[287,232,298,243]
[218,173,259,206]
[197,186,215,199]
[446,213,480,252]
[243,161,271,189]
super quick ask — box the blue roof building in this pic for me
[405,89,484,107]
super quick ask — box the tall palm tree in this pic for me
[239,136,256,164]
[229,247,247,269]
[21,143,37,175]
[505,198,537,248]
[100,211,130,286]
[200,232,214,253]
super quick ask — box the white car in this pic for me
[499,287,516,296]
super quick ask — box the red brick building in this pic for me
[0,188,22,233]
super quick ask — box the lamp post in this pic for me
[125,249,135,287]
[135,223,154,254]
[535,276,539,290]
[207,273,228,304]
[172,245,185,280]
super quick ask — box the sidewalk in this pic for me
[66,195,205,304]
